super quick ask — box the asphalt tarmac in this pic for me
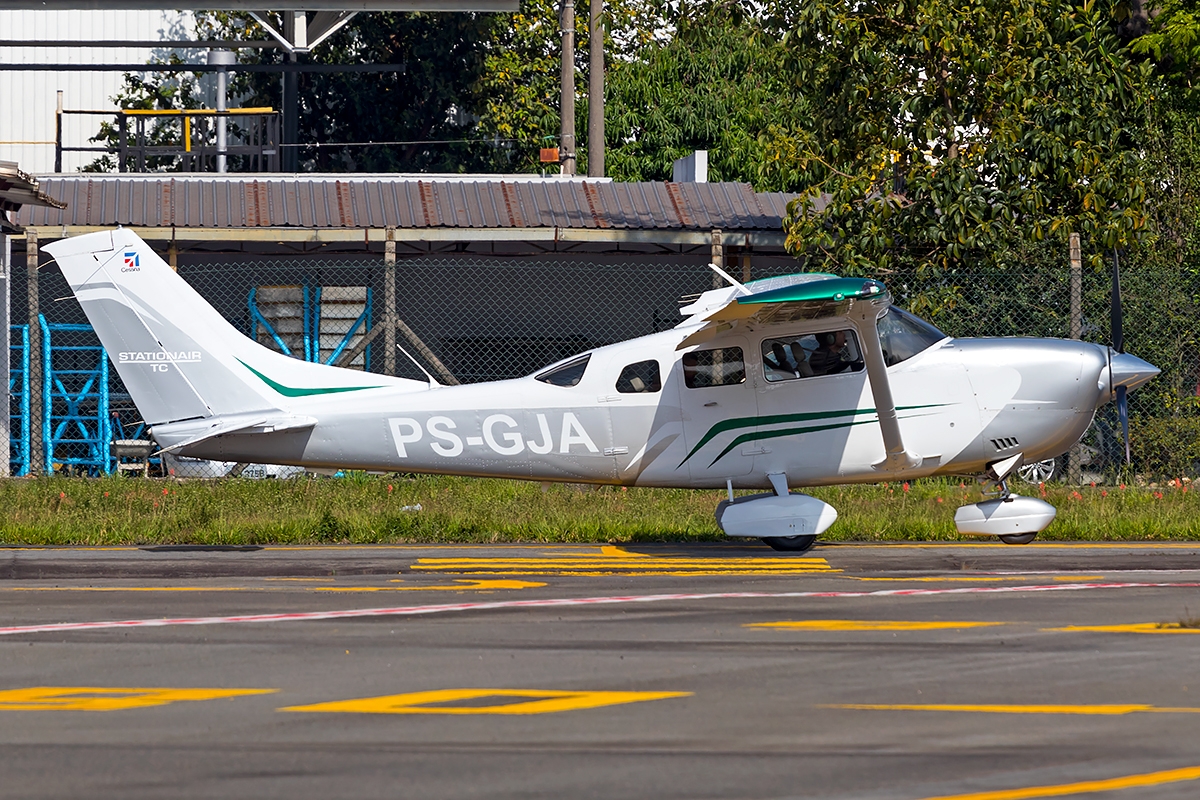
[3,541,1200,799]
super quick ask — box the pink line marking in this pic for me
[2,582,1197,637]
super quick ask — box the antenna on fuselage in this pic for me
[396,343,442,388]
[707,262,753,296]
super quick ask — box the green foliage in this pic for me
[1130,414,1200,476]
[768,0,1153,275]
[4,475,1200,545]
[603,1,809,183]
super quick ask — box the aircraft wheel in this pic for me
[762,535,818,552]
[998,532,1038,545]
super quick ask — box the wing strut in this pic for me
[849,301,921,473]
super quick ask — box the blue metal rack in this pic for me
[249,285,373,367]
[9,325,30,477]
[40,316,112,476]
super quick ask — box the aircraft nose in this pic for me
[1109,351,1160,394]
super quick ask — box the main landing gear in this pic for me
[762,534,818,552]
[714,473,838,552]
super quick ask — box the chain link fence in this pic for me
[12,247,1200,480]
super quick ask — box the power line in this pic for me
[283,138,521,148]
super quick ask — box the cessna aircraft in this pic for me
[45,228,1159,551]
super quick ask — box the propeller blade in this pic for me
[1111,248,1124,353]
[1117,384,1131,465]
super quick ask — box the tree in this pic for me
[764,0,1154,276]
[602,1,811,183]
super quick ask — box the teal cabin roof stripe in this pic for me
[237,359,384,398]
[738,277,887,306]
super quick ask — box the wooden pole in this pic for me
[587,0,604,177]
[560,0,576,176]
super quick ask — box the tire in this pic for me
[761,535,818,552]
[1016,458,1059,484]
[998,532,1038,545]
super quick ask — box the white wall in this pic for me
[0,10,194,174]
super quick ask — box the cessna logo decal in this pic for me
[119,351,201,373]
[121,251,141,272]
[389,413,599,458]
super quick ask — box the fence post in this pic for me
[26,231,42,476]
[1068,232,1083,485]
[0,234,9,477]
[384,227,397,376]
[711,229,723,288]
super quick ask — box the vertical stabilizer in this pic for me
[44,229,414,427]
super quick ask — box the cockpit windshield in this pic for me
[877,308,947,366]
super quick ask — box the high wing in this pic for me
[678,272,918,473]
[676,274,888,349]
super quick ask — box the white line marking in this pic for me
[2,582,1196,637]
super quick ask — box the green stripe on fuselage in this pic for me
[679,404,949,468]
[237,359,384,398]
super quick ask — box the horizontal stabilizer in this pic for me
[154,414,318,455]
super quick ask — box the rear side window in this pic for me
[536,354,590,386]
[616,360,661,393]
[683,347,745,388]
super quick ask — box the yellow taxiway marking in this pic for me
[0,686,276,711]
[281,688,692,715]
[824,703,1200,715]
[313,579,546,592]
[411,555,837,577]
[750,620,1007,631]
[917,764,1200,800]
[1043,623,1200,634]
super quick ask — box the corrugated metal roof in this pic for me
[0,160,66,213]
[17,175,800,232]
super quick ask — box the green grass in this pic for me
[2,474,1199,546]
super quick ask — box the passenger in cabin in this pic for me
[809,331,854,375]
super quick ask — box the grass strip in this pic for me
[1,475,1197,546]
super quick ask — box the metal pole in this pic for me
[283,53,298,171]
[384,226,397,377]
[208,49,235,173]
[0,234,9,477]
[54,90,63,173]
[559,0,576,176]
[587,0,604,177]
[25,231,41,476]
[1068,232,1082,485]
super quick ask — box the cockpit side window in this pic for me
[616,360,661,393]
[877,308,947,366]
[683,347,745,388]
[762,330,863,382]
[535,354,591,386]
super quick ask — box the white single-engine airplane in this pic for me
[46,229,1159,551]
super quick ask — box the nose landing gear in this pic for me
[954,454,1057,544]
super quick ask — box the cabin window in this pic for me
[616,360,661,393]
[762,330,864,382]
[683,347,745,388]
[535,354,591,386]
[877,308,946,366]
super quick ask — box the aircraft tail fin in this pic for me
[44,229,419,427]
